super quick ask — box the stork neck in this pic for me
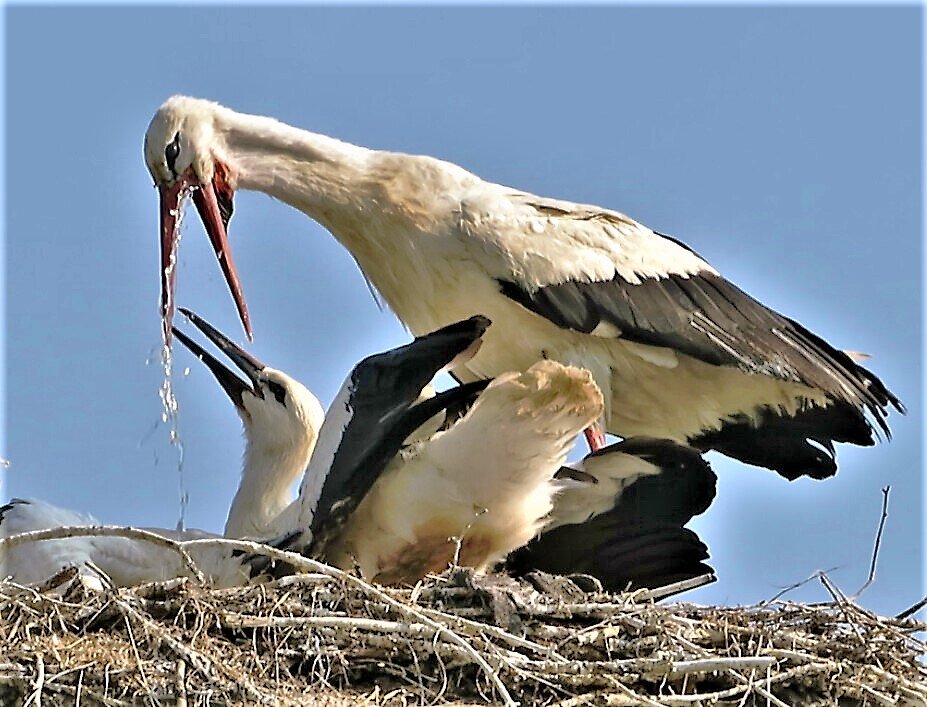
[219,109,373,224]
[224,437,308,539]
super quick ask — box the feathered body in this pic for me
[0,499,248,589]
[146,97,903,480]
[331,360,604,583]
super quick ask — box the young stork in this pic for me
[0,499,250,589]
[144,96,903,481]
[275,315,606,584]
[172,308,324,539]
[508,438,717,591]
[0,312,324,590]
[178,311,716,589]
[176,310,602,585]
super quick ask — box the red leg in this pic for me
[583,422,606,453]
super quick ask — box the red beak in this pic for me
[158,166,252,344]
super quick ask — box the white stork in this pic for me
[0,499,250,589]
[172,308,324,539]
[0,312,325,590]
[176,310,598,585]
[508,438,717,591]
[271,316,604,584]
[178,311,717,588]
[175,310,602,584]
[144,96,903,481]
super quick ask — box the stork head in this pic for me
[145,96,250,343]
[172,307,324,460]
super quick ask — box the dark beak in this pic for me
[159,166,252,344]
[172,307,266,410]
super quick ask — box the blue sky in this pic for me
[3,6,922,615]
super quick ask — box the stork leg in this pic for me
[583,422,607,453]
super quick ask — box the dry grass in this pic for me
[0,545,924,707]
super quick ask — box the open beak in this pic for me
[172,307,265,410]
[159,166,252,344]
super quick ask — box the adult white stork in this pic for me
[144,95,903,480]
[508,438,717,591]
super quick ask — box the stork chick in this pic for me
[172,308,323,539]
[0,499,251,589]
[509,438,718,591]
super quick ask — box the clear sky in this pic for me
[3,6,922,616]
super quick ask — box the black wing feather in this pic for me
[507,439,716,591]
[0,499,29,525]
[309,381,490,556]
[498,252,902,438]
[306,317,491,556]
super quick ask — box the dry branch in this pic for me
[0,554,924,707]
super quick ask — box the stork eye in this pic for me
[165,133,181,175]
[267,381,287,405]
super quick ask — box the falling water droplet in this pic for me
[159,339,187,531]
[158,201,188,533]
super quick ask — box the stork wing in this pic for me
[308,381,489,555]
[301,317,491,556]
[506,438,716,591]
[461,191,901,432]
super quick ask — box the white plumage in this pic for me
[144,96,902,481]
[331,359,604,584]
[0,499,248,589]
[174,313,605,586]
[0,312,324,590]
[171,308,324,539]
[174,313,710,589]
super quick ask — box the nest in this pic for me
[0,538,924,707]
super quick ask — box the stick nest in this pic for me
[0,564,924,707]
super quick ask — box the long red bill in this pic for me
[191,178,252,342]
[158,168,253,346]
[159,174,192,345]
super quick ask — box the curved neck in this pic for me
[224,436,310,540]
[209,103,483,334]
[216,108,374,232]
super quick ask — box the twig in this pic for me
[896,594,927,620]
[133,577,190,599]
[432,610,563,659]
[667,657,778,677]
[852,682,897,706]
[512,656,777,677]
[182,537,518,707]
[122,614,156,707]
[609,681,666,707]
[852,485,890,599]
[41,683,135,707]
[867,665,927,698]
[74,669,83,706]
[760,567,840,606]
[631,573,716,603]
[658,664,826,705]
[23,655,44,707]
[112,597,212,677]
[817,573,868,649]
[0,526,206,584]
